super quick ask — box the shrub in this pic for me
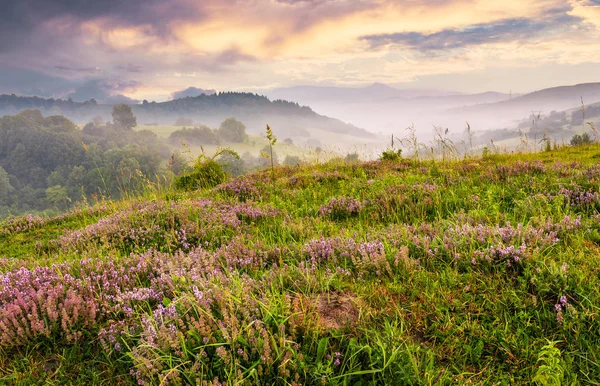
[283,155,302,166]
[168,126,218,145]
[175,160,226,190]
[319,196,362,220]
[570,132,593,146]
[380,148,402,162]
[345,153,360,163]
[175,149,240,191]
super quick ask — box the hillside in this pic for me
[266,83,513,137]
[470,100,600,149]
[267,83,460,104]
[0,93,374,140]
[1,144,600,384]
[450,82,600,119]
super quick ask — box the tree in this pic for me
[169,126,217,145]
[44,115,78,133]
[45,185,70,210]
[92,116,104,126]
[241,151,260,171]
[217,152,246,177]
[218,118,247,143]
[0,167,14,204]
[112,104,137,130]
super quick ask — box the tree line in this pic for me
[0,105,167,219]
[0,105,303,219]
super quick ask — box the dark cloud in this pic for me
[278,0,374,34]
[170,87,217,100]
[66,79,141,103]
[0,67,75,97]
[179,49,258,73]
[0,0,204,33]
[0,0,206,55]
[54,65,102,75]
[362,13,582,51]
[214,49,257,67]
[103,94,141,105]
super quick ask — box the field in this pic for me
[1,144,600,384]
[136,124,315,161]
[135,125,385,161]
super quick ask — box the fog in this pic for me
[267,82,600,149]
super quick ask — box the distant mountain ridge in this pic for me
[0,92,374,139]
[267,82,461,104]
[449,82,600,118]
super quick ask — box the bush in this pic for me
[168,126,218,145]
[283,155,302,166]
[570,133,593,146]
[175,160,226,190]
[380,148,402,162]
[345,153,360,163]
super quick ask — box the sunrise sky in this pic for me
[1,0,600,102]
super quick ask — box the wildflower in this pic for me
[319,196,362,219]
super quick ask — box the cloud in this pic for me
[0,67,75,97]
[103,94,141,105]
[54,65,102,75]
[361,14,582,51]
[67,79,142,103]
[0,0,204,39]
[117,64,143,73]
[0,0,599,99]
[569,0,600,28]
[170,87,217,100]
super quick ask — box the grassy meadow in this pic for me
[1,143,600,384]
[135,124,383,162]
[136,124,310,160]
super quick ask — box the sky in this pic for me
[1,0,600,102]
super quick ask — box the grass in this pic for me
[1,143,600,384]
[135,124,314,161]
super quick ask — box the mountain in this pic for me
[170,87,217,100]
[136,92,374,139]
[449,82,600,119]
[410,91,514,106]
[0,92,374,140]
[265,83,514,138]
[267,83,458,104]
[465,98,600,149]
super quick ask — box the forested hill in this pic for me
[0,93,374,138]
